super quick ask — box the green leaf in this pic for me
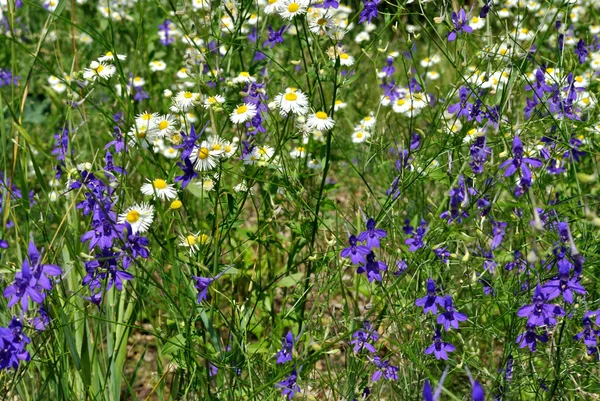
[162,333,186,355]
[277,272,304,288]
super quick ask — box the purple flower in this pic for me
[499,135,543,195]
[517,284,565,327]
[358,0,380,24]
[350,320,380,354]
[275,332,294,364]
[394,259,408,276]
[448,86,472,118]
[415,279,444,315]
[573,317,599,348]
[437,295,468,331]
[405,219,427,251]
[490,220,507,250]
[480,0,492,18]
[158,20,175,46]
[371,357,398,382]
[541,258,585,304]
[0,316,31,370]
[434,247,450,264]
[448,9,472,41]
[263,25,287,49]
[340,234,371,265]
[425,328,455,360]
[472,381,485,401]
[192,272,224,304]
[357,218,387,249]
[276,368,301,400]
[32,306,50,331]
[575,39,589,64]
[516,324,548,352]
[356,251,387,282]
[3,239,62,312]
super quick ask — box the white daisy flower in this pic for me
[230,103,258,124]
[360,115,376,129]
[83,61,116,81]
[135,111,159,129]
[426,71,440,80]
[264,0,280,14]
[470,16,485,30]
[355,31,370,43]
[308,13,333,35]
[132,76,145,88]
[199,177,215,191]
[277,0,308,20]
[173,91,200,111]
[352,130,369,143]
[203,94,226,108]
[307,156,322,170]
[337,52,355,66]
[98,51,127,63]
[243,145,275,166]
[179,232,201,255]
[232,71,256,85]
[190,141,218,171]
[149,60,167,72]
[306,111,335,131]
[290,145,306,158]
[162,146,179,159]
[274,88,309,116]
[222,139,238,158]
[573,74,590,89]
[118,202,155,234]
[192,0,211,10]
[334,99,347,111]
[141,179,177,200]
[52,83,67,93]
[155,115,178,137]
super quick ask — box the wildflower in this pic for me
[276,368,301,400]
[230,103,258,124]
[203,94,226,109]
[448,9,472,42]
[405,219,427,251]
[173,91,200,111]
[275,332,294,364]
[117,203,154,234]
[83,61,116,81]
[516,324,548,352]
[500,135,543,195]
[0,316,31,370]
[437,295,468,331]
[340,234,371,265]
[350,321,380,353]
[394,260,408,276]
[517,284,565,327]
[490,220,507,250]
[356,251,387,282]
[179,233,209,255]
[358,218,387,249]
[192,272,222,303]
[306,111,335,131]
[274,88,309,116]
[358,0,380,24]
[141,179,177,200]
[371,357,398,382]
[541,257,585,303]
[98,51,126,62]
[190,141,219,172]
[32,306,50,331]
[3,239,62,312]
[263,24,287,48]
[415,278,444,315]
[277,0,308,20]
[425,328,455,360]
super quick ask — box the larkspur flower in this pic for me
[275,332,294,364]
[448,9,472,42]
[0,316,31,370]
[517,284,565,327]
[356,251,387,282]
[371,357,398,382]
[340,234,371,265]
[415,279,444,315]
[541,257,585,303]
[516,323,548,352]
[350,320,380,354]
[276,368,301,400]
[425,327,455,360]
[437,295,468,331]
[357,218,387,249]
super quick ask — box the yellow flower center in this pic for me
[315,111,328,119]
[198,147,210,159]
[158,121,169,130]
[136,130,147,139]
[236,105,248,114]
[240,72,250,77]
[183,92,193,99]
[268,0,277,3]
[142,113,153,121]
[288,2,299,12]
[340,53,349,59]
[575,76,583,82]
[208,96,216,104]
[472,17,479,23]
[126,210,140,223]
[186,235,197,246]
[397,99,405,106]
[356,132,363,138]
[258,147,268,155]
[212,143,222,151]
[106,51,113,56]
[95,64,105,73]
[225,145,232,152]
[335,100,342,105]
[317,18,327,26]
[285,93,298,101]
[153,179,168,189]
[170,199,183,210]
[171,134,182,144]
